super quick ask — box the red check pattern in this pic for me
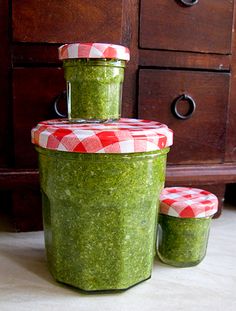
[59,43,130,61]
[160,187,218,218]
[31,118,173,154]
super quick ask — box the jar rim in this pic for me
[31,118,173,154]
[159,187,218,218]
[59,43,130,61]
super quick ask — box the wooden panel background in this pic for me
[140,0,234,54]
[13,68,65,168]
[12,0,124,43]
[138,69,230,164]
[0,0,12,167]
[225,2,236,162]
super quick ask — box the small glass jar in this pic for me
[31,118,173,291]
[58,43,130,122]
[157,187,218,267]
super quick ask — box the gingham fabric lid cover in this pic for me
[159,187,218,218]
[31,118,173,154]
[59,43,130,61]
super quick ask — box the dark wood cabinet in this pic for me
[138,69,230,164]
[13,68,65,168]
[1,0,236,230]
[140,0,234,54]
[12,0,124,44]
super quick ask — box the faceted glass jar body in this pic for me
[63,59,126,122]
[37,147,169,291]
[157,214,212,267]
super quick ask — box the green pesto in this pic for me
[63,59,125,122]
[37,147,169,291]
[157,214,212,267]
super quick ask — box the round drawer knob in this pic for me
[178,0,199,6]
[171,94,196,120]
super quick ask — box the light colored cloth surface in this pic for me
[0,205,235,311]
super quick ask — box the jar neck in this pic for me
[63,58,126,68]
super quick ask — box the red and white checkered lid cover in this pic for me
[59,43,130,61]
[160,187,218,218]
[31,118,173,154]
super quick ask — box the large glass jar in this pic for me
[58,43,130,122]
[157,187,218,267]
[32,118,173,291]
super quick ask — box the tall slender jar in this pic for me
[32,118,173,291]
[157,187,218,267]
[58,42,130,122]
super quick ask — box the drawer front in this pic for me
[138,69,230,164]
[140,0,233,54]
[13,68,65,168]
[12,0,123,43]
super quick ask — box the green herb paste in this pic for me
[37,147,168,291]
[63,59,125,121]
[158,214,212,267]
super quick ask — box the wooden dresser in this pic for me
[1,0,236,230]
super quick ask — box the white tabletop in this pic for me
[0,205,235,311]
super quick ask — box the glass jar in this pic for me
[59,43,130,122]
[32,118,173,291]
[157,187,218,267]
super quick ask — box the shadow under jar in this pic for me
[157,187,218,267]
[31,118,173,291]
[58,43,130,123]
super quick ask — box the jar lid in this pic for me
[31,118,173,154]
[159,187,218,218]
[59,43,130,61]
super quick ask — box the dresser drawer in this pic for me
[138,69,230,164]
[12,0,123,43]
[140,0,233,54]
[13,68,65,168]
